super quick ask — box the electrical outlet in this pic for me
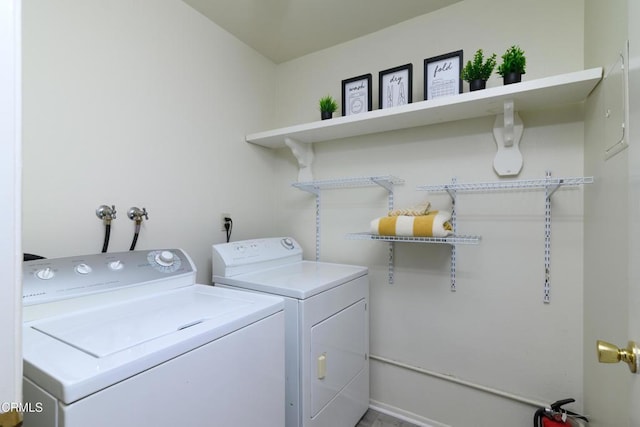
[220,213,231,231]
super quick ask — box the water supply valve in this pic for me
[96,204,116,253]
[127,207,148,224]
[127,207,148,251]
[96,205,117,224]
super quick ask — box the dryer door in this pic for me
[310,299,367,416]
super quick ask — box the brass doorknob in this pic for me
[597,340,639,373]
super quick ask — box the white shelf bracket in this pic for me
[371,176,398,284]
[371,177,395,192]
[444,186,456,202]
[285,137,315,182]
[449,178,457,292]
[544,171,553,303]
[546,180,563,200]
[493,100,524,177]
[383,180,396,285]
[314,192,321,261]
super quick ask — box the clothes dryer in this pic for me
[212,237,369,427]
[22,249,285,427]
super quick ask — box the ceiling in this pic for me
[181,0,463,63]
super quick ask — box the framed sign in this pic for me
[424,50,463,100]
[379,64,412,109]
[341,74,372,116]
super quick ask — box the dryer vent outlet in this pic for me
[220,213,231,231]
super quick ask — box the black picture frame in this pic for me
[423,50,463,100]
[341,74,372,116]
[378,64,413,109]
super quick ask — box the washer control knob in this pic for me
[36,267,55,280]
[109,260,124,271]
[156,250,175,267]
[281,238,295,250]
[75,263,92,275]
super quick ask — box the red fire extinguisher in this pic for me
[533,399,589,427]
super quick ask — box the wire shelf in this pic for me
[418,176,594,193]
[293,175,404,194]
[417,173,594,302]
[345,233,481,245]
[292,175,403,278]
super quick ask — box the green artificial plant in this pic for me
[461,49,497,82]
[497,45,526,76]
[319,95,338,113]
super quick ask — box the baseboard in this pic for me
[368,399,450,427]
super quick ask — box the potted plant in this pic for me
[319,95,338,120]
[497,45,526,85]
[460,49,497,91]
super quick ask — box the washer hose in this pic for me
[130,222,141,251]
[101,222,111,253]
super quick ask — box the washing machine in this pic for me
[212,237,369,427]
[22,249,285,427]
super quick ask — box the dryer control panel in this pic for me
[23,249,196,306]
[212,237,303,278]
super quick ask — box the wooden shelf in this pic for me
[246,67,602,149]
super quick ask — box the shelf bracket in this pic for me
[314,191,321,261]
[371,177,395,192]
[449,178,457,292]
[544,171,553,303]
[370,176,398,284]
[546,180,564,200]
[493,100,524,177]
[381,179,396,285]
[285,137,315,182]
[443,186,456,202]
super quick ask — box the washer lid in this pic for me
[214,261,368,299]
[23,285,283,404]
[32,288,245,358]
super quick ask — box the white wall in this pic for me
[271,0,586,425]
[22,0,279,284]
[0,0,22,417]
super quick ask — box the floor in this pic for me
[356,408,421,427]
